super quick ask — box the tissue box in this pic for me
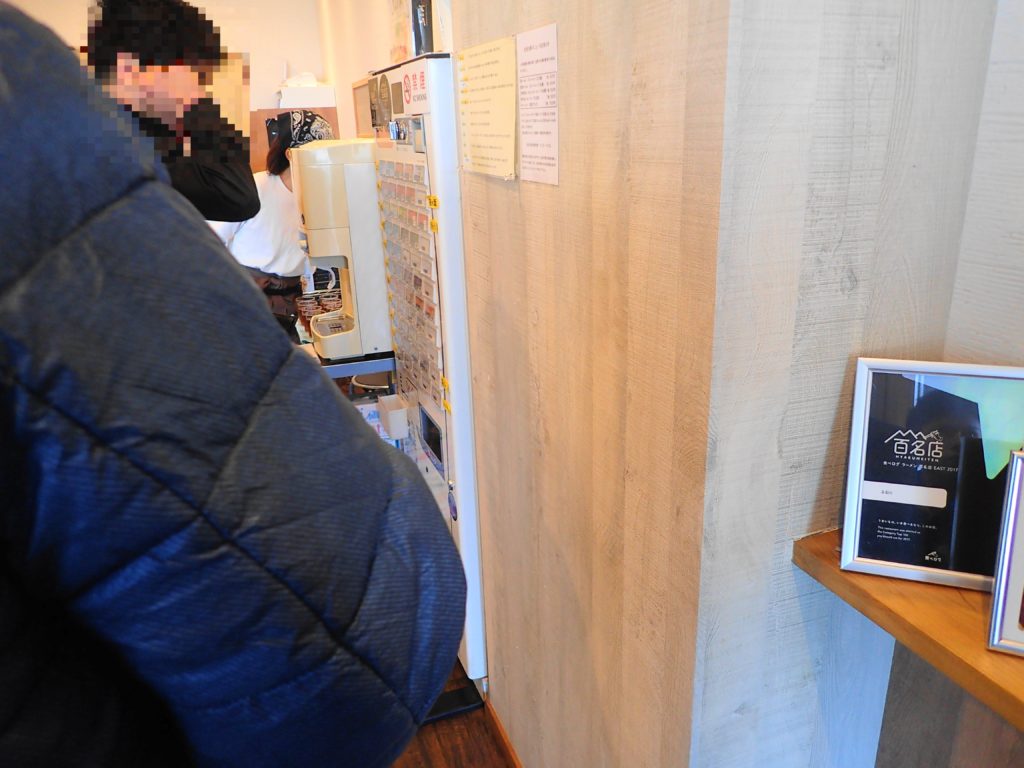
[376,395,410,440]
[354,397,409,447]
[279,85,336,109]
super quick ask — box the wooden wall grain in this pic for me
[877,1,1024,764]
[453,1,729,766]
[453,0,1008,765]
[945,0,1024,365]
[692,0,997,766]
[876,645,1024,768]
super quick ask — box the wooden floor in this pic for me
[394,665,518,768]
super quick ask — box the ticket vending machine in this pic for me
[369,54,487,685]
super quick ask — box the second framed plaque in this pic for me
[990,452,1024,656]
[841,358,1024,590]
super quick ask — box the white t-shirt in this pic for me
[208,171,306,277]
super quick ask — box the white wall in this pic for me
[316,0,458,138]
[7,0,325,109]
[197,0,325,109]
[4,0,91,49]
[317,0,391,138]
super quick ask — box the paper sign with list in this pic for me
[516,24,558,185]
[457,37,517,179]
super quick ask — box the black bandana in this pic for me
[265,110,334,148]
[287,110,333,147]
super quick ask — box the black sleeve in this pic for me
[168,98,260,222]
[0,576,195,767]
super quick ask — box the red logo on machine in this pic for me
[403,74,412,104]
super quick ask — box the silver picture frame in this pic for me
[989,451,1024,656]
[841,358,1024,590]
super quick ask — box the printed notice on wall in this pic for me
[457,37,517,179]
[389,0,411,63]
[516,24,558,185]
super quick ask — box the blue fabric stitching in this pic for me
[0,185,413,716]
[1,361,415,721]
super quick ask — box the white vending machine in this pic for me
[369,54,487,685]
[290,140,391,362]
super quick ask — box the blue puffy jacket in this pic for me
[0,7,466,766]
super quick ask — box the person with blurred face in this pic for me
[1,6,465,766]
[88,0,259,221]
[212,111,335,341]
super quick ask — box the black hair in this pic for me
[265,114,292,176]
[88,0,223,80]
[266,132,291,176]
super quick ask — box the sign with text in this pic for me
[516,24,558,185]
[457,37,517,179]
[841,358,1024,590]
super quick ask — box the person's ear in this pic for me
[285,148,293,161]
[114,51,142,85]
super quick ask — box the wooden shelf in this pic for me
[793,528,1024,731]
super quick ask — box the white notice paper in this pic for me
[457,37,517,179]
[516,24,558,185]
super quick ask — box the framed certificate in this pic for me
[990,451,1024,656]
[841,358,1024,590]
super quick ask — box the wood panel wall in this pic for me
[454,0,1011,765]
[876,645,1024,768]
[453,1,728,766]
[945,0,1024,365]
[693,1,998,766]
[877,1,1024,763]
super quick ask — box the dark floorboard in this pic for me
[394,665,517,768]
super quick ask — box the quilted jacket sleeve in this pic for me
[0,8,465,767]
